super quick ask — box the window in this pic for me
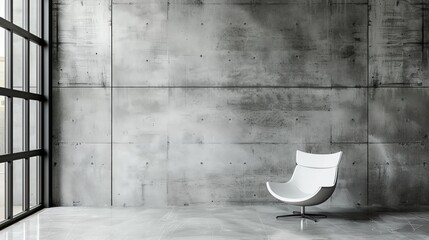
[0,0,47,228]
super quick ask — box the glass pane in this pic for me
[30,43,39,94]
[13,159,23,216]
[13,98,23,153]
[29,157,38,207]
[0,0,4,19]
[13,0,24,29]
[0,96,5,155]
[30,100,39,150]
[30,0,41,36]
[0,27,5,88]
[0,163,5,221]
[13,34,24,91]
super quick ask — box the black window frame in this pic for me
[0,0,50,229]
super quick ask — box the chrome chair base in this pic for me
[276,207,327,222]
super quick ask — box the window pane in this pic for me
[13,0,24,29]
[13,98,23,153]
[0,0,4,19]
[13,34,24,91]
[0,27,5,88]
[0,163,5,221]
[30,100,40,150]
[30,0,41,36]
[0,96,5,155]
[29,157,38,207]
[13,159,23,216]
[30,43,39,94]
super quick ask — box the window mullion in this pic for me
[25,0,29,31]
[4,0,13,221]
[24,38,30,211]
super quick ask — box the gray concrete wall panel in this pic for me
[52,0,429,207]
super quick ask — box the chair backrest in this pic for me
[290,150,343,194]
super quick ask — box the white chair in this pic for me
[266,150,343,222]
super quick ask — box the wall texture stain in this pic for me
[52,0,429,208]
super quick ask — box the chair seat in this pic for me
[266,182,320,203]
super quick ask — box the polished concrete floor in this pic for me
[0,205,428,239]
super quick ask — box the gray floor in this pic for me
[0,205,429,239]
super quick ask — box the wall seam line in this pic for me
[50,86,429,89]
[422,0,425,59]
[366,0,370,207]
[110,0,113,207]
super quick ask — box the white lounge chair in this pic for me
[266,150,343,222]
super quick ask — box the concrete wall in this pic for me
[52,0,429,208]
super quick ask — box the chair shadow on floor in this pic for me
[275,207,429,223]
[274,209,381,222]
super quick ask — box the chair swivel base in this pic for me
[276,206,327,222]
